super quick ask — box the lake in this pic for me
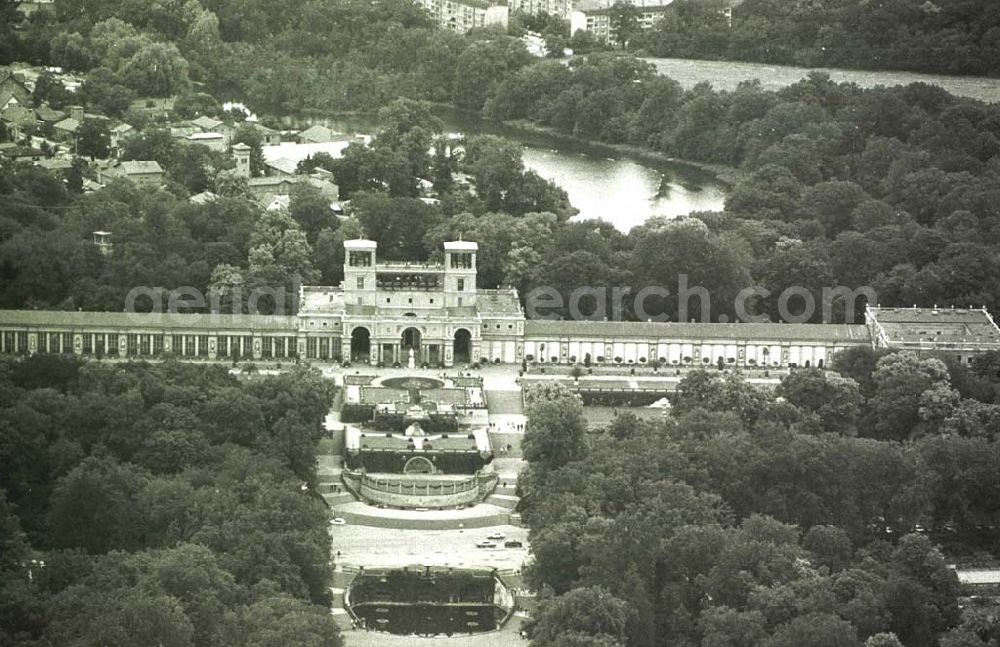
[297,110,727,233]
[263,58,1000,233]
[642,57,1000,103]
[519,147,725,232]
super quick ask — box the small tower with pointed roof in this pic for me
[231,142,251,179]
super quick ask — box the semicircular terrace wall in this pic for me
[343,471,497,509]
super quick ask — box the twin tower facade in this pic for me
[298,239,525,366]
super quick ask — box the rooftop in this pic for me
[264,157,299,175]
[0,67,30,90]
[118,160,164,175]
[247,176,294,187]
[476,289,522,316]
[34,105,65,121]
[53,117,79,132]
[299,124,334,143]
[868,306,993,324]
[1,146,44,158]
[345,239,378,250]
[0,310,298,332]
[187,131,225,140]
[299,286,345,314]
[868,307,1000,345]
[444,241,479,251]
[171,126,199,139]
[191,115,224,130]
[524,320,870,342]
[35,158,72,170]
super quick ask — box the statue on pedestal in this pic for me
[408,347,416,369]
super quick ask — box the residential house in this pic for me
[100,160,165,187]
[0,145,46,163]
[264,157,298,177]
[109,123,134,154]
[253,123,282,146]
[191,115,224,132]
[298,124,333,144]
[186,131,226,151]
[52,116,81,142]
[301,175,340,203]
[227,143,339,209]
[129,97,176,120]
[35,104,65,126]
[247,176,296,202]
[0,68,32,111]
[52,105,93,145]
[35,157,73,172]
[266,194,291,211]
[170,125,200,141]
[1,103,36,139]
[190,115,234,143]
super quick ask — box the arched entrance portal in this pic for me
[453,328,471,364]
[350,327,370,361]
[401,327,421,364]
[399,328,420,359]
[403,456,436,474]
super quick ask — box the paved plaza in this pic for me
[340,612,531,647]
[330,524,530,571]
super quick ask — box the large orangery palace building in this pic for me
[0,240,998,367]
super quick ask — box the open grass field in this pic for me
[643,57,1000,103]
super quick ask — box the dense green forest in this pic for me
[635,0,1000,76]
[7,73,1000,322]
[0,356,341,646]
[4,0,1000,321]
[2,1,1000,321]
[519,348,1000,647]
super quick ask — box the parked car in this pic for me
[330,517,347,526]
[504,540,523,548]
[487,531,505,540]
[476,541,497,548]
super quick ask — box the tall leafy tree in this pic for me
[522,388,588,473]
[608,2,641,49]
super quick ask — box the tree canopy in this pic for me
[0,357,341,647]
